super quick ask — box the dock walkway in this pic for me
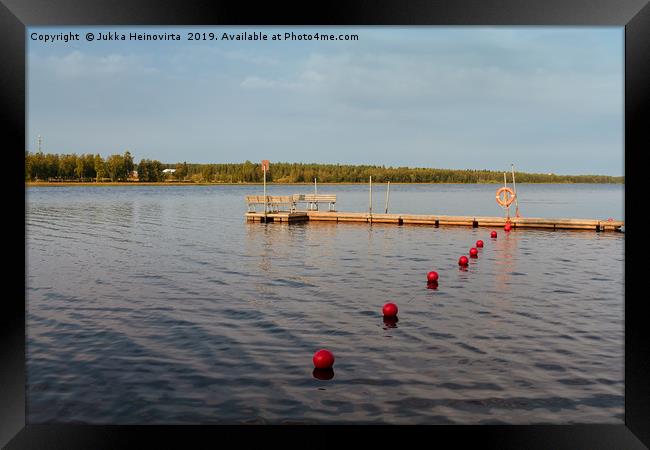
[245,210,623,231]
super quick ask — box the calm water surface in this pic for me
[26,184,624,424]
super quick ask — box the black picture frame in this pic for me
[2,0,648,448]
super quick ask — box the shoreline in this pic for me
[25,181,625,187]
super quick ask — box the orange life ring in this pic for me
[496,187,516,207]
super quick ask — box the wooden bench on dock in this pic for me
[246,195,296,213]
[292,194,337,211]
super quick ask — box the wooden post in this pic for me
[504,172,510,220]
[264,167,268,219]
[261,160,270,218]
[385,181,390,214]
[369,176,372,222]
[511,164,520,217]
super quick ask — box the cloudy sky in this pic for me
[27,27,623,175]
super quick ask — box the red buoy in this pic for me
[427,271,439,282]
[382,302,398,318]
[490,231,497,238]
[458,255,469,266]
[504,222,512,232]
[313,349,335,369]
[469,247,478,258]
[476,240,484,248]
[427,281,438,290]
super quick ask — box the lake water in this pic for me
[26,183,624,424]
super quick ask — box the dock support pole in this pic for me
[385,181,390,214]
[512,164,520,217]
[504,172,510,221]
[263,167,267,219]
[369,176,372,223]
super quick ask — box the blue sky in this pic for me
[27,27,623,175]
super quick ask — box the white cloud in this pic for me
[240,75,300,89]
[31,50,158,80]
[214,48,278,66]
[237,43,620,118]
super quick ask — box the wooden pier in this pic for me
[245,211,623,231]
[244,194,623,231]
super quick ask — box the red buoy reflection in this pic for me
[383,316,399,329]
[427,281,439,290]
[312,368,335,380]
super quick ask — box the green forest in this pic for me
[25,151,624,184]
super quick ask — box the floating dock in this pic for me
[245,211,624,232]
[246,211,309,223]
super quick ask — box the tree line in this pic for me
[26,151,170,182]
[25,151,624,184]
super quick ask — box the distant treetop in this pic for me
[24,152,624,184]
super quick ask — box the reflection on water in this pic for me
[493,232,519,293]
[382,317,399,329]
[313,369,335,381]
[26,184,624,424]
[426,281,439,290]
